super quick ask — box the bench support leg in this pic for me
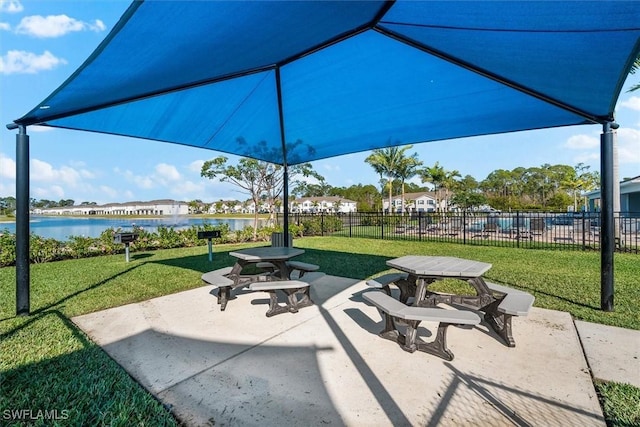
[484,307,516,347]
[379,316,456,361]
[263,288,314,317]
[378,312,400,342]
[217,287,232,311]
[396,322,455,361]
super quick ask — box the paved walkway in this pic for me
[72,274,630,426]
[575,320,640,388]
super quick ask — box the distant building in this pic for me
[32,199,189,216]
[586,176,640,215]
[382,191,440,213]
[290,196,357,213]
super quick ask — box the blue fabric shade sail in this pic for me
[13,0,640,166]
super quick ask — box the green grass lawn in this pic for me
[1,237,638,426]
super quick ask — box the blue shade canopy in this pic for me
[12,0,640,165]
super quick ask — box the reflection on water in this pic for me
[0,216,257,241]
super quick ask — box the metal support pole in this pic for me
[600,122,617,311]
[208,239,213,262]
[16,125,30,316]
[283,165,290,246]
[125,243,131,262]
[274,66,290,247]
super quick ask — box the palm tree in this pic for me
[420,162,447,212]
[365,144,414,214]
[395,150,423,214]
[441,169,461,212]
[628,54,640,92]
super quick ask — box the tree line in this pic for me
[199,148,601,217]
[0,153,600,217]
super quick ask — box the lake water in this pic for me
[0,216,257,241]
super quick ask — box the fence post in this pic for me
[582,214,587,250]
[349,212,352,238]
[381,211,384,239]
[321,211,325,237]
[462,211,467,244]
[516,211,520,248]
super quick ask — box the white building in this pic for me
[382,191,440,213]
[290,196,357,213]
[32,199,189,216]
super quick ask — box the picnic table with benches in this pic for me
[201,246,321,316]
[366,255,534,348]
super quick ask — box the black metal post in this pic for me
[516,211,520,248]
[462,210,467,244]
[16,125,30,316]
[600,122,617,311]
[274,66,290,247]
[283,165,289,246]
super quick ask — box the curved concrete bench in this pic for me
[366,272,411,302]
[249,280,312,317]
[363,291,480,361]
[285,260,320,278]
[257,260,320,279]
[484,282,535,347]
[201,267,236,311]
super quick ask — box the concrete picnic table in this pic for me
[228,246,305,283]
[385,255,495,309]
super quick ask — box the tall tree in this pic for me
[561,163,600,211]
[420,162,458,212]
[201,156,271,240]
[394,147,422,214]
[365,145,410,214]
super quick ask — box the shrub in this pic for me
[0,230,16,266]
[0,221,308,267]
[30,235,64,264]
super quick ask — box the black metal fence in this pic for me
[278,211,640,254]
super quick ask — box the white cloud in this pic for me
[189,159,205,173]
[170,180,204,197]
[564,134,599,150]
[0,153,16,179]
[0,50,66,74]
[119,169,156,190]
[99,185,118,199]
[619,96,640,112]
[15,14,105,38]
[30,159,95,187]
[572,152,599,164]
[0,22,9,31]
[616,128,640,165]
[0,181,14,197]
[155,163,181,181]
[322,163,340,172]
[0,0,23,13]
[32,185,64,199]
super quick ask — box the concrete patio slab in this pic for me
[575,320,640,387]
[72,275,605,426]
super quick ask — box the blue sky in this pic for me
[1,0,639,205]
